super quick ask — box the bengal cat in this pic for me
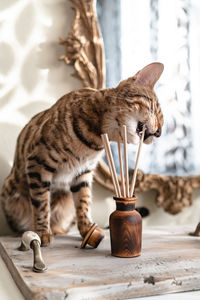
[1,62,164,246]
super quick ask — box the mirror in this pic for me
[60,0,200,222]
[97,0,200,177]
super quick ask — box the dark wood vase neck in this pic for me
[113,196,137,211]
[116,202,135,211]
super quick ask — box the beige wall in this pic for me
[0,0,81,234]
[0,0,199,236]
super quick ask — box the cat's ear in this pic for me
[133,62,164,88]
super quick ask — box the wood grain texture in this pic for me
[0,226,200,300]
[110,197,142,258]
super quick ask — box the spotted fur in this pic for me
[1,63,164,246]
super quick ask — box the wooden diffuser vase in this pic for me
[101,125,146,257]
[109,196,142,258]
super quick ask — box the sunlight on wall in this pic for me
[0,0,82,186]
[0,0,82,234]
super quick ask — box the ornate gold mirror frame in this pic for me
[59,0,200,233]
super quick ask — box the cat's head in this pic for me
[113,62,164,145]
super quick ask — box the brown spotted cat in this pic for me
[1,62,164,246]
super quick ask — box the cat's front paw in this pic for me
[38,232,53,247]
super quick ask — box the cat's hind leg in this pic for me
[1,176,32,233]
[50,190,75,235]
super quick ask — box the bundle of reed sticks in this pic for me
[101,125,145,198]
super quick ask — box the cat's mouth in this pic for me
[136,121,161,141]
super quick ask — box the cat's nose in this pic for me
[154,128,161,137]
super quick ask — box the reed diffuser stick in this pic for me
[101,135,118,196]
[122,125,129,197]
[104,134,121,197]
[101,134,121,197]
[117,135,125,197]
[129,126,146,197]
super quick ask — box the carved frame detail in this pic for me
[60,0,200,232]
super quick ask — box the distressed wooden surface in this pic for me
[0,226,200,300]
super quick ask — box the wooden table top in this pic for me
[0,225,200,300]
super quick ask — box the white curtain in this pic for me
[120,0,200,176]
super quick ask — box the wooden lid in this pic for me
[80,223,96,248]
[81,223,105,249]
